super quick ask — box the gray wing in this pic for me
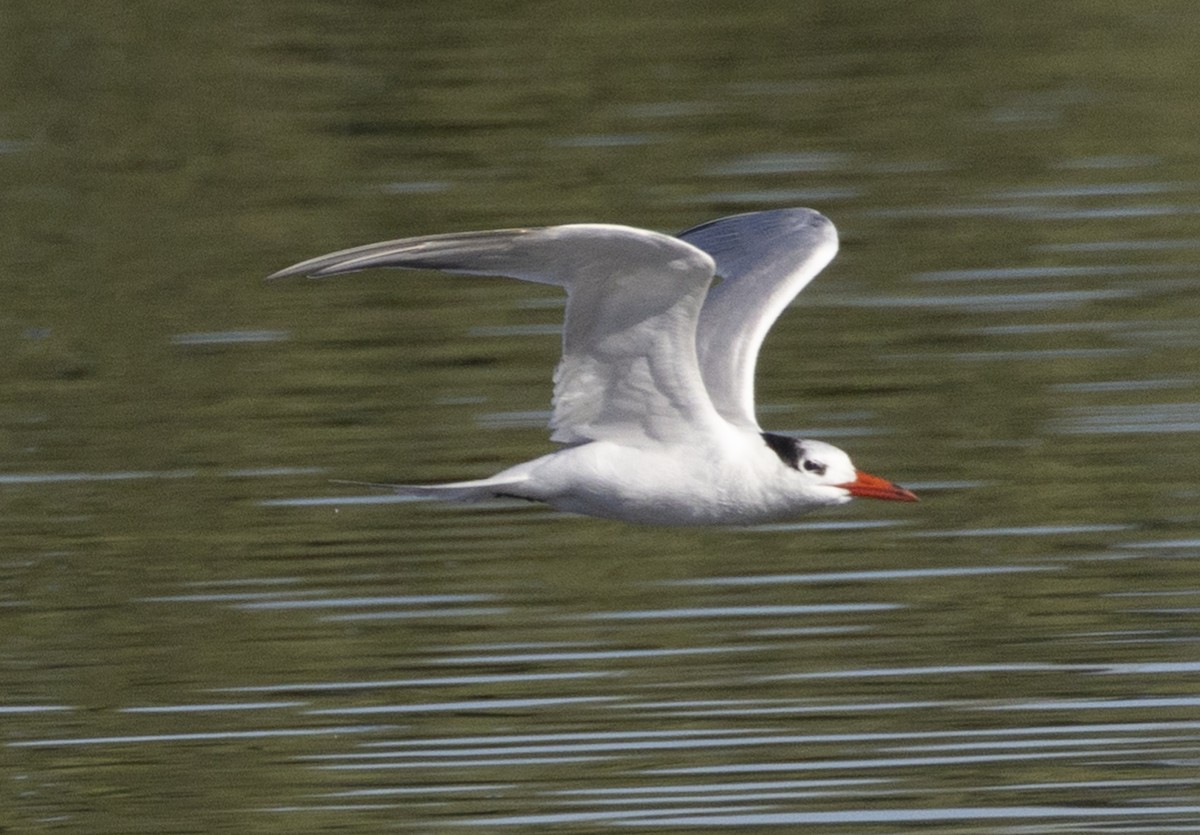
[270,224,727,445]
[678,208,838,430]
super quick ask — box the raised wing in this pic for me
[269,224,726,445]
[679,208,838,429]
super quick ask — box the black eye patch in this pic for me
[761,432,802,470]
[802,459,827,476]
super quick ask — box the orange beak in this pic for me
[837,470,919,502]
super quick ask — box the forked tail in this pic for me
[335,474,534,503]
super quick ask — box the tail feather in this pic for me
[334,475,533,503]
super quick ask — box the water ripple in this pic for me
[573,603,899,621]
[668,564,1057,587]
[8,725,390,748]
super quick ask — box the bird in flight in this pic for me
[270,208,917,525]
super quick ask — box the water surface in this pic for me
[4,1,1199,831]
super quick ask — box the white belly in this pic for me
[504,437,845,526]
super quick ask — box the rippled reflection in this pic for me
[5,0,1200,831]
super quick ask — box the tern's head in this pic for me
[761,435,918,505]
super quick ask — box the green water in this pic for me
[4,1,1199,831]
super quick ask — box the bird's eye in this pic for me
[802,459,827,476]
